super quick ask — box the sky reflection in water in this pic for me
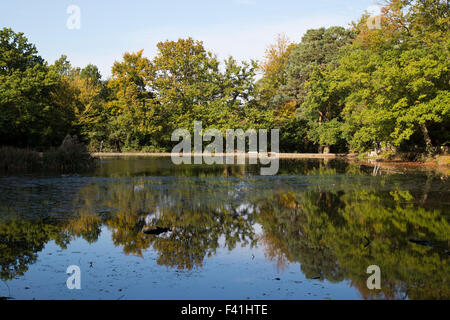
[0,158,448,299]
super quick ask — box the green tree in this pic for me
[300,67,347,153]
[271,27,355,152]
[333,0,450,153]
[0,28,72,147]
[280,27,355,108]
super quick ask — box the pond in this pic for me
[0,157,448,300]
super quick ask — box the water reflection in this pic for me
[0,158,448,299]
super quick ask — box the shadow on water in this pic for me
[0,158,449,299]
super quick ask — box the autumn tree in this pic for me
[103,38,259,151]
[106,50,154,151]
[257,34,295,107]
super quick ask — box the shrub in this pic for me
[42,135,95,172]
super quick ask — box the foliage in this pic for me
[329,0,449,153]
[0,0,448,156]
[0,28,69,148]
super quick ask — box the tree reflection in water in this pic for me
[0,160,448,299]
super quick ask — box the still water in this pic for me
[0,157,448,300]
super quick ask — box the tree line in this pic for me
[0,0,448,155]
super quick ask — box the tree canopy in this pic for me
[0,0,448,155]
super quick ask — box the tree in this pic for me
[300,67,347,153]
[257,34,295,107]
[107,50,154,151]
[150,37,222,145]
[333,0,450,153]
[0,28,71,147]
[255,34,308,152]
[280,27,355,108]
[80,64,102,86]
[49,56,110,151]
[279,27,355,152]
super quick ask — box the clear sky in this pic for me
[0,0,383,78]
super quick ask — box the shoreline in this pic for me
[91,152,357,159]
[90,152,449,170]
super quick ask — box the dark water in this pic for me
[0,157,448,300]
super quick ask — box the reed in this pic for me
[0,135,96,173]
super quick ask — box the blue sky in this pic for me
[0,0,383,78]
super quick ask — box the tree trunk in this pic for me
[421,123,433,152]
